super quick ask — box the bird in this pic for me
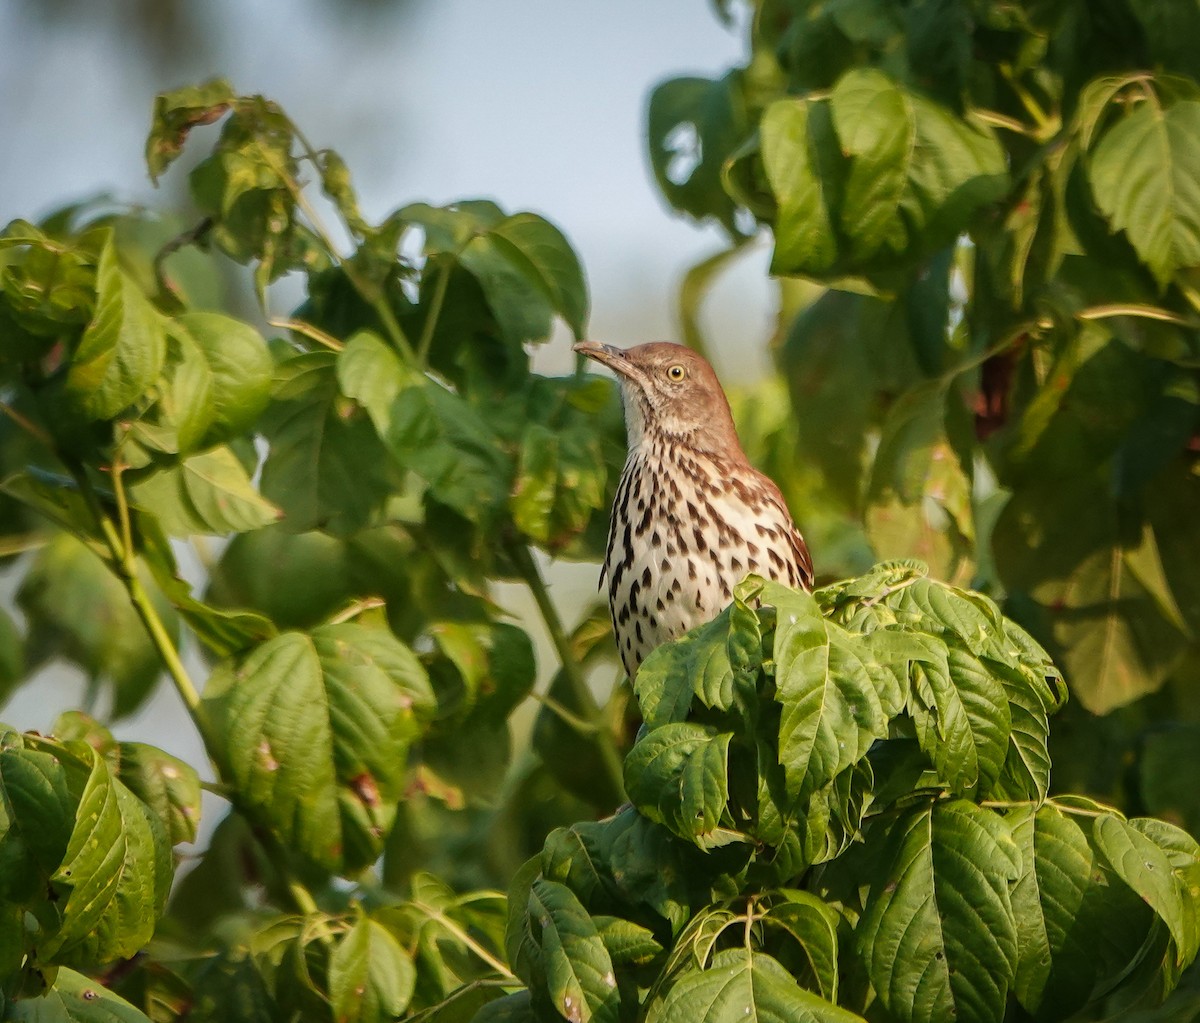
[575,340,814,678]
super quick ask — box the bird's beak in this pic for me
[574,341,634,379]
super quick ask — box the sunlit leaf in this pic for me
[856,801,1019,1023]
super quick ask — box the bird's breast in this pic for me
[603,447,803,677]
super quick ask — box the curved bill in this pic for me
[573,341,634,378]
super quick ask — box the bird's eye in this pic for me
[666,364,686,381]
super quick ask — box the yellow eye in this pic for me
[666,364,686,381]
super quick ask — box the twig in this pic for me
[505,537,626,801]
[416,261,451,368]
[410,900,516,981]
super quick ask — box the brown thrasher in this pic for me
[575,341,814,678]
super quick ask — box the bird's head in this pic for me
[573,341,739,456]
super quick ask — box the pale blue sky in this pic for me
[1,1,774,377]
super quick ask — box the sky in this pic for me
[0,0,776,378]
[0,1,778,830]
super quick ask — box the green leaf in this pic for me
[146,78,236,183]
[17,534,177,719]
[32,739,173,971]
[998,493,1189,713]
[762,891,841,1002]
[0,733,76,911]
[864,384,974,582]
[761,583,887,800]
[184,950,278,1023]
[462,213,589,342]
[0,469,97,541]
[5,966,153,1021]
[129,445,282,536]
[624,723,732,843]
[1008,803,1158,1018]
[65,234,166,421]
[633,610,734,727]
[205,525,353,631]
[527,878,619,1023]
[1093,813,1191,963]
[139,523,277,658]
[336,334,510,524]
[659,948,862,1023]
[329,910,416,1023]
[152,322,214,454]
[1089,98,1200,289]
[261,350,395,535]
[593,916,663,967]
[830,69,917,261]
[1141,724,1200,839]
[647,73,749,236]
[760,97,841,274]
[112,743,202,846]
[202,622,434,872]
[856,801,1020,1023]
[172,311,273,443]
[989,667,1052,802]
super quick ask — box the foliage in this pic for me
[0,0,1198,1019]
[509,564,1200,1023]
[650,0,1200,720]
[648,0,1200,867]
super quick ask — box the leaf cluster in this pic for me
[649,0,1200,724]
[507,564,1200,1023]
[0,79,628,1019]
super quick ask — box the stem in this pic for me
[529,691,600,734]
[64,457,329,921]
[505,538,626,801]
[267,315,344,352]
[411,900,516,981]
[263,146,417,362]
[0,401,53,446]
[154,218,214,300]
[70,464,206,719]
[974,109,1036,137]
[1077,303,1194,327]
[416,261,451,368]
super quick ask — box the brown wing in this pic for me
[752,468,814,590]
